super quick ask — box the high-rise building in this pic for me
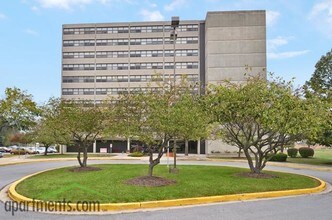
[61,10,266,154]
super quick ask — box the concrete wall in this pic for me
[205,10,266,85]
[204,11,266,154]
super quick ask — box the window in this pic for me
[63,52,95,59]
[178,24,198,32]
[130,63,163,70]
[96,51,128,58]
[62,76,94,83]
[130,38,163,45]
[130,26,163,33]
[175,62,198,69]
[165,49,198,57]
[96,39,129,46]
[63,27,95,35]
[62,88,94,95]
[63,40,95,47]
[62,64,95,71]
[96,63,129,70]
[96,26,129,34]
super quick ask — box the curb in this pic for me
[8,167,327,212]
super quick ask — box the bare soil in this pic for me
[69,167,102,172]
[125,176,176,187]
[236,172,278,179]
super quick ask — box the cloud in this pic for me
[36,0,94,10]
[164,0,186,11]
[268,50,309,59]
[24,28,39,36]
[140,9,164,21]
[267,36,293,51]
[31,6,40,12]
[267,36,308,59]
[266,10,280,26]
[309,0,332,38]
[0,13,7,20]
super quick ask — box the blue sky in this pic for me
[0,0,331,103]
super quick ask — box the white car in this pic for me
[47,146,58,153]
[36,147,46,154]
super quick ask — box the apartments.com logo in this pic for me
[4,199,100,215]
[4,183,105,215]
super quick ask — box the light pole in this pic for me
[170,16,179,86]
[170,16,179,173]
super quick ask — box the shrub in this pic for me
[267,153,287,162]
[287,148,298,158]
[128,151,144,157]
[299,147,314,158]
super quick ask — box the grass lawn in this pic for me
[3,154,18,158]
[287,149,332,166]
[15,164,319,203]
[28,153,115,159]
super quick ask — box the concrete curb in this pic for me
[8,166,327,212]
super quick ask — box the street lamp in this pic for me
[170,16,179,85]
[169,16,179,173]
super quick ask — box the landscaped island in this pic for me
[15,165,319,203]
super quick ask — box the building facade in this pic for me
[61,10,266,154]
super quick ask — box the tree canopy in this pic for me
[206,76,324,174]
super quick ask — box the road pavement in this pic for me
[0,159,331,220]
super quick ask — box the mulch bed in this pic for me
[236,172,278,179]
[69,167,102,172]
[125,176,176,187]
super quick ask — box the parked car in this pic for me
[8,145,18,151]
[0,147,11,152]
[35,147,45,154]
[25,147,38,154]
[47,146,58,153]
[10,147,28,155]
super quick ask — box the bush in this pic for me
[299,147,314,158]
[287,148,298,158]
[267,153,287,162]
[128,151,144,157]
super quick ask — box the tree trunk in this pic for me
[83,146,88,167]
[77,148,84,167]
[173,140,177,168]
[148,149,160,177]
[44,145,49,156]
[185,140,189,156]
[148,163,155,177]
[243,149,261,174]
[237,148,241,158]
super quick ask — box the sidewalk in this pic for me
[1,153,331,172]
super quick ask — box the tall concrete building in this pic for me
[61,10,266,154]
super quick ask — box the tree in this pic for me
[55,100,107,167]
[0,87,39,144]
[168,91,210,158]
[304,49,332,147]
[305,49,332,102]
[112,79,209,176]
[206,76,323,174]
[31,99,71,155]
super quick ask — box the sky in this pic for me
[0,0,331,104]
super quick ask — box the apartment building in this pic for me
[61,10,266,154]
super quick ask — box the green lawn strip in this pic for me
[28,154,115,159]
[15,165,319,203]
[287,157,332,166]
[287,149,332,166]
